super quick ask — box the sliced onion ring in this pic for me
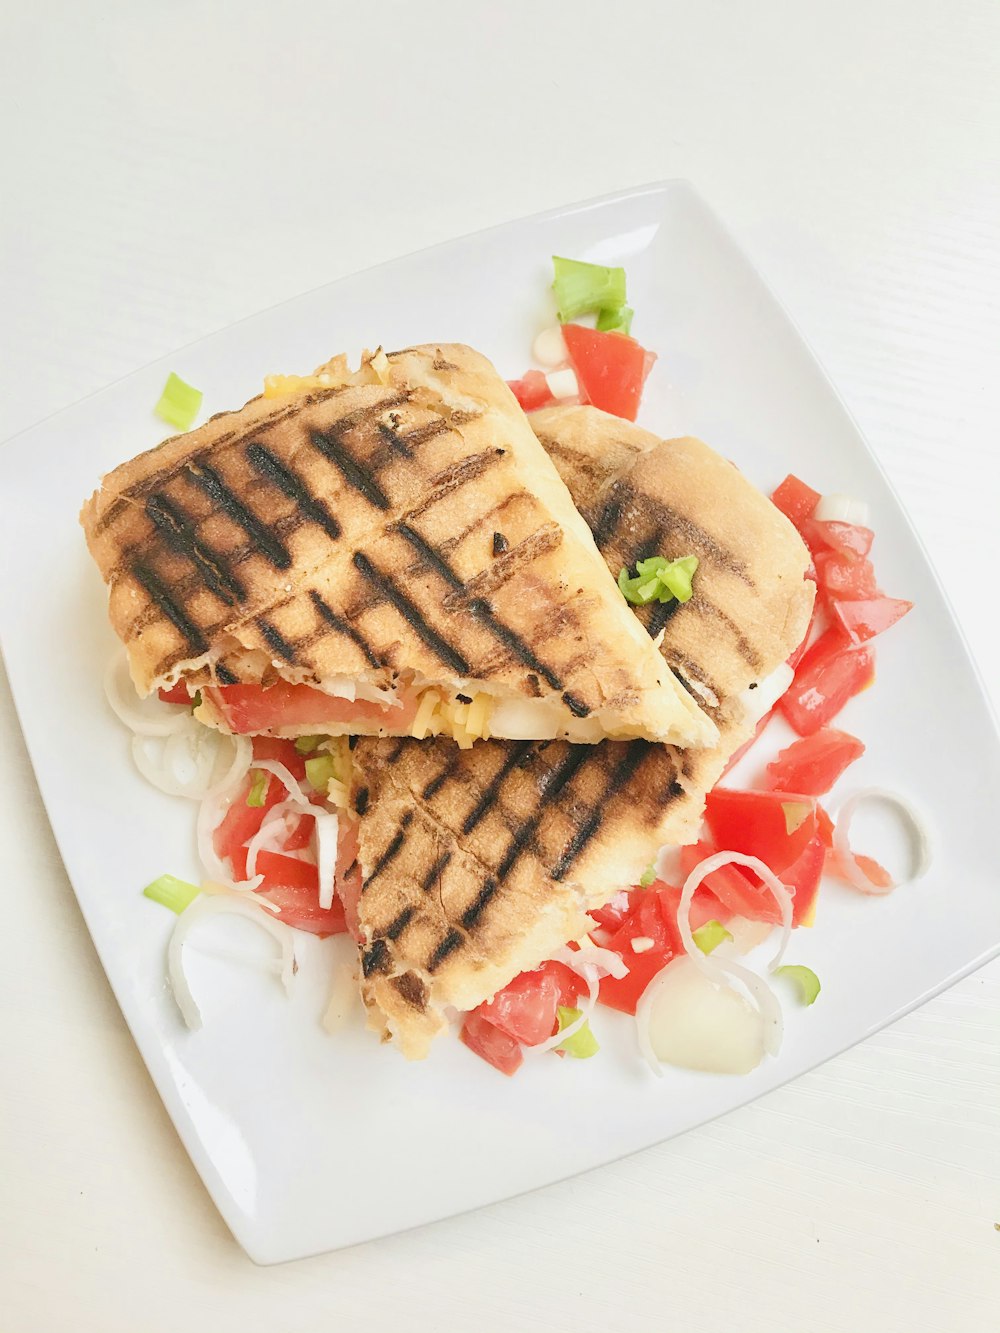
[832,787,931,895]
[524,945,625,1056]
[103,652,192,737]
[678,850,794,973]
[314,811,339,910]
[167,893,298,1030]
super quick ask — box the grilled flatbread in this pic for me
[350,407,814,1056]
[81,347,714,748]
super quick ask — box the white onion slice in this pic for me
[832,787,931,895]
[314,812,339,910]
[676,850,794,973]
[545,367,579,401]
[532,325,567,367]
[813,493,871,526]
[103,653,192,737]
[245,799,300,879]
[636,957,769,1075]
[247,758,312,807]
[167,894,298,1030]
[131,728,251,801]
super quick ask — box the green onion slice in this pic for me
[619,554,699,606]
[305,754,337,791]
[556,1006,600,1059]
[154,373,203,431]
[552,256,627,323]
[143,873,200,915]
[639,863,656,888]
[776,964,821,1005]
[294,734,323,755]
[246,769,268,808]
[596,305,634,335]
[692,919,733,955]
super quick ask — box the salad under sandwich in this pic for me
[346,407,815,1056]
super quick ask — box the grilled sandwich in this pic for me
[348,407,815,1056]
[81,346,715,748]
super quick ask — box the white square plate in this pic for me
[2,181,998,1265]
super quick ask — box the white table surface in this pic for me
[2,3,998,1329]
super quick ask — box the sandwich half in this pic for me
[81,346,714,749]
[346,406,815,1056]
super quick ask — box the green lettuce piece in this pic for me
[552,256,627,322]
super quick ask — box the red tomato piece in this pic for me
[826,847,893,890]
[598,889,684,1014]
[476,970,560,1046]
[770,475,820,532]
[814,551,878,602]
[588,892,633,934]
[680,840,785,924]
[460,1010,523,1075]
[779,628,875,736]
[816,803,835,848]
[207,681,419,735]
[832,596,913,645]
[251,734,308,781]
[253,849,347,937]
[805,519,874,560]
[157,682,191,705]
[508,369,556,412]
[282,813,315,852]
[787,593,819,672]
[780,836,825,925]
[764,728,865,796]
[561,324,654,422]
[535,958,589,1009]
[704,789,819,872]
[213,773,285,879]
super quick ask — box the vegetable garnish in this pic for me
[692,919,733,955]
[246,769,268,808]
[154,372,203,431]
[639,863,656,888]
[143,873,201,915]
[294,734,323,755]
[552,256,627,323]
[596,305,634,335]
[618,555,698,606]
[305,753,337,791]
[775,964,821,1005]
[555,1006,600,1058]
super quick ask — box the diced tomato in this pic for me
[598,888,684,1014]
[207,681,419,736]
[460,1010,523,1075]
[213,772,285,880]
[561,324,654,422]
[832,596,913,645]
[770,475,820,532]
[704,789,818,873]
[787,593,820,672]
[764,728,865,796]
[253,849,346,937]
[721,707,775,777]
[282,813,315,852]
[251,734,308,781]
[157,682,191,705]
[477,970,560,1046]
[805,519,874,560]
[779,627,875,736]
[814,551,878,602]
[826,847,893,890]
[679,834,821,927]
[588,892,633,934]
[536,957,589,1008]
[816,803,835,848]
[508,369,556,412]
